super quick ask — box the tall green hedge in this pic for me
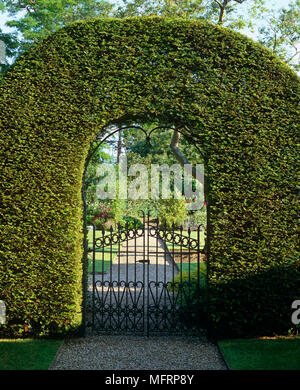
[0,17,299,337]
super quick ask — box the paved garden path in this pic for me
[88,227,179,303]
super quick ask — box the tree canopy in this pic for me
[0,0,299,74]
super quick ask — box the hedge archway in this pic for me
[0,17,299,338]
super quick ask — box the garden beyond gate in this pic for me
[88,213,206,335]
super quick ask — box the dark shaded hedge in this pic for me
[0,17,299,337]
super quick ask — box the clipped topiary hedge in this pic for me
[0,17,299,337]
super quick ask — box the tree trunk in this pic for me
[170,129,204,185]
[170,129,206,254]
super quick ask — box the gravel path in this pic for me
[50,335,227,370]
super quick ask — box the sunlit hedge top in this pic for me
[0,17,299,337]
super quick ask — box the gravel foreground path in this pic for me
[50,335,227,370]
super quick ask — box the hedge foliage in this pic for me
[0,17,299,337]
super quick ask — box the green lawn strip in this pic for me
[176,262,198,273]
[0,339,62,370]
[173,262,207,288]
[87,229,114,243]
[87,247,118,273]
[218,338,300,370]
[177,262,207,275]
[164,230,205,278]
[87,230,120,273]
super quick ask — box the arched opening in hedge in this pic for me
[82,119,208,334]
[0,17,298,338]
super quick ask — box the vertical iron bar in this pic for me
[118,222,121,330]
[197,224,201,331]
[188,226,191,309]
[101,227,105,330]
[81,208,88,337]
[163,221,167,331]
[126,220,129,331]
[147,211,150,337]
[92,223,96,331]
[156,218,159,310]
[204,158,211,338]
[180,225,183,311]
[109,225,113,331]
[134,219,137,331]
[142,211,146,334]
[172,222,175,329]
[81,162,89,337]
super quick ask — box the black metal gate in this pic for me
[87,213,205,335]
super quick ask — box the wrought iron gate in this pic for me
[87,213,205,335]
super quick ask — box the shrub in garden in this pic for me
[121,216,144,230]
[92,204,111,229]
[87,200,126,229]
[111,198,127,226]
[208,261,300,338]
[86,203,100,224]
[158,198,188,229]
[126,198,161,219]
[185,205,207,228]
